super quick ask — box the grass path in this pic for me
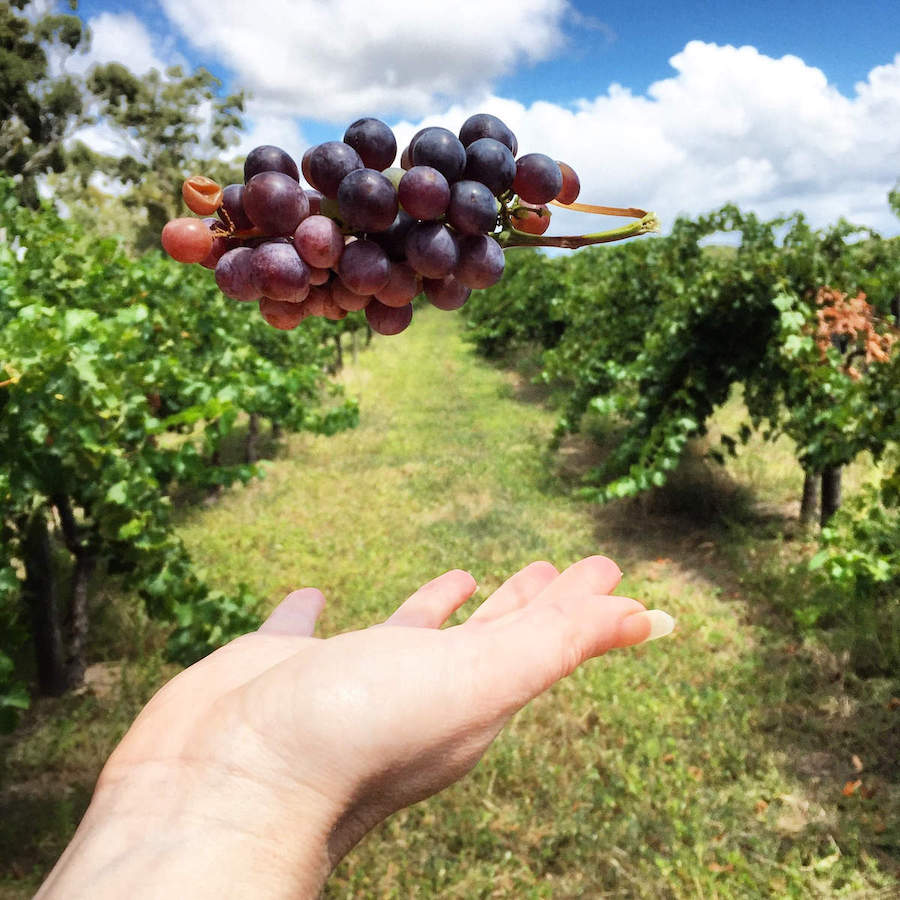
[178,306,897,898]
[3,306,895,898]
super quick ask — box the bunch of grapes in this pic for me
[161,113,583,334]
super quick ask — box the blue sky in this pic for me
[68,0,900,234]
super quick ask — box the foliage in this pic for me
[463,201,900,673]
[805,470,900,674]
[463,248,569,359]
[0,178,356,726]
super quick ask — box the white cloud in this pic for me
[158,0,570,121]
[393,42,900,236]
[67,12,178,76]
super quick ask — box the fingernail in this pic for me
[634,609,675,643]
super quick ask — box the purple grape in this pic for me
[243,171,309,235]
[366,300,413,335]
[250,241,310,302]
[337,168,399,233]
[447,180,498,235]
[218,184,254,232]
[374,261,420,307]
[398,166,450,220]
[411,127,466,183]
[464,138,516,197]
[455,234,505,288]
[337,239,391,295]
[371,210,415,261]
[215,247,262,302]
[244,145,299,182]
[458,113,517,155]
[405,222,458,278]
[424,275,471,310]
[513,154,563,205]
[343,118,397,171]
[308,141,364,198]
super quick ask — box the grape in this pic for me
[308,141,364,198]
[161,218,214,263]
[337,168,399,233]
[447,180,498,235]
[215,247,263,302]
[374,261,420,307]
[244,171,309,235]
[250,241,310,302]
[337,239,391,295]
[455,234,505,288]
[305,284,347,319]
[555,161,581,204]
[218,184,254,233]
[423,275,471,310]
[199,218,238,269]
[371,210,415,261]
[510,202,551,235]
[293,214,344,269]
[259,297,309,330]
[398,166,450,221]
[463,139,516,197]
[512,154,563,205]
[411,127,466,183]
[400,146,412,169]
[458,113,517,155]
[307,266,330,285]
[331,278,371,311]
[405,222,458,278]
[366,300,413,335]
[343,118,397,171]
[244,145,299,182]
[182,176,223,216]
[301,148,315,185]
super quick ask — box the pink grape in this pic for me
[293,215,344,268]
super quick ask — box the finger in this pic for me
[383,569,478,628]
[258,588,326,637]
[480,586,673,714]
[531,555,623,610]
[466,560,560,624]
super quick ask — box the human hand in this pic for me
[38,555,673,899]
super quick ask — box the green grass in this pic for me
[2,305,898,898]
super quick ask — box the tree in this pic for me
[70,63,244,250]
[0,0,88,206]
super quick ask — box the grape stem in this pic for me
[496,202,660,250]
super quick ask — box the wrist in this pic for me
[37,757,337,899]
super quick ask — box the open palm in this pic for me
[95,555,668,870]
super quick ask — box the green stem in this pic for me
[496,211,660,250]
